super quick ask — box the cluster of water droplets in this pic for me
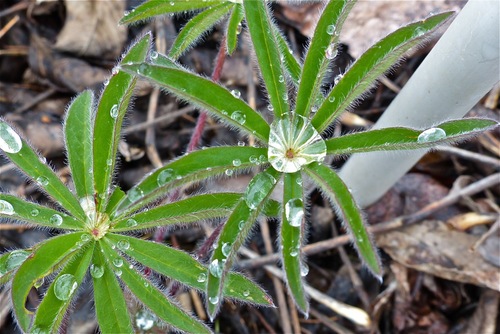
[268,114,326,173]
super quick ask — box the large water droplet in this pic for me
[157,168,176,186]
[268,114,326,173]
[126,218,138,227]
[326,24,335,35]
[36,176,49,186]
[50,214,63,226]
[209,296,219,305]
[54,274,78,301]
[117,240,130,251]
[231,111,246,125]
[0,200,14,215]
[209,259,223,278]
[5,250,29,272]
[244,172,276,210]
[90,264,104,278]
[417,127,446,143]
[138,63,151,75]
[0,122,22,153]
[135,309,156,331]
[197,272,207,283]
[128,187,144,202]
[285,198,304,227]
[221,242,232,257]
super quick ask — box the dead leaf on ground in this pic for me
[377,220,500,291]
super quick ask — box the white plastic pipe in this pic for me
[339,0,499,207]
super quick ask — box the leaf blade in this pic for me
[226,5,244,55]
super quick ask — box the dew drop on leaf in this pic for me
[54,274,78,301]
[157,168,176,186]
[209,259,223,278]
[30,209,39,217]
[285,198,304,227]
[243,290,250,297]
[417,127,446,143]
[237,141,245,147]
[230,111,246,125]
[114,269,122,276]
[128,187,144,202]
[36,176,49,186]
[334,74,343,85]
[135,309,156,331]
[244,172,276,210]
[325,43,338,60]
[138,63,151,75]
[80,234,91,242]
[300,262,309,276]
[0,122,22,153]
[326,24,335,35]
[34,277,44,289]
[328,95,336,103]
[111,67,119,75]
[197,272,207,283]
[110,104,119,119]
[232,159,241,167]
[150,51,158,60]
[238,220,245,231]
[0,200,14,215]
[249,155,258,164]
[126,218,138,227]
[289,246,299,257]
[230,89,241,98]
[413,26,426,38]
[117,240,130,251]
[209,296,219,305]
[278,75,284,83]
[112,258,123,267]
[221,242,231,257]
[5,250,29,272]
[50,214,63,226]
[225,169,234,176]
[30,326,50,334]
[90,264,104,278]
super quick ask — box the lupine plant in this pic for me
[0,1,497,333]
[120,0,498,320]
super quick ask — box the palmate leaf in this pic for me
[281,172,308,313]
[32,243,94,333]
[169,2,234,59]
[0,121,85,221]
[93,33,151,212]
[0,194,82,230]
[206,167,280,319]
[114,146,267,217]
[120,0,222,25]
[121,63,270,142]
[92,242,133,334]
[100,241,212,334]
[326,118,499,154]
[64,90,94,200]
[312,11,454,133]
[304,163,382,278]
[243,0,289,118]
[105,234,273,307]
[295,0,355,118]
[11,232,87,331]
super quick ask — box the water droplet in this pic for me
[289,247,299,257]
[238,220,245,231]
[267,104,274,112]
[112,258,123,267]
[278,75,284,83]
[197,272,207,283]
[231,89,241,98]
[0,122,22,153]
[36,176,49,186]
[221,242,231,257]
[325,43,338,60]
[232,159,241,167]
[243,290,250,297]
[328,95,336,103]
[282,93,289,101]
[30,209,39,217]
[225,169,234,176]
[114,269,122,276]
[249,155,258,164]
[157,168,176,186]
[5,250,29,272]
[126,218,138,227]
[334,74,343,85]
[230,111,246,125]
[50,214,63,226]
[138,63,151,75]
[285,198,304,227]
[103,79,109,86]
[300,262,309,276]
[296,178,302,186]
[326,24,335,35]
[80,234,91,242]
[30,326,50,334]
[117,240,130,251]
[111,67,119,75]
[150,51,158,60]
[135,309,156,331]
[258,155,267,164]
[54,274,78,301]
[209,296,219,305]
[34,277,44,289]
[417,127,446,143]
[244,172,276,210]
[209,259,223,278]
[268,114,326,173]
[0,200,14,215]
[90,264,104,278]
[237,141,245,147]
[128,187,144,202]
[413,26,426,38]
[106,158,113,166]
[110,104,119,119]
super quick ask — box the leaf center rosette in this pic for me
[268,114,327,173]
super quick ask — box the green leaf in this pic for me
[115,146,267,216]
[32,243,94,333]
[226,5,244,55]
[92,242,133,334]
[0,121,85,221]
[121,63,270,142]
[120,0,222,25]
[206,167,280,319]
[304,163,382,278]
[93,33,151,212]
[11,232,86,331]
[169,2,234,59]
[280,172,308,313]
[312,11,454,132]
[100,241,211,334]
[295,0,355,117]
[274,26,302,85]
[0,194,82,229]
[105,234,273,306]
[112,193,241,232]
[64,90,95,200]
[243,1,289,118]
[104,186,126,215]
[326,118,499,154]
